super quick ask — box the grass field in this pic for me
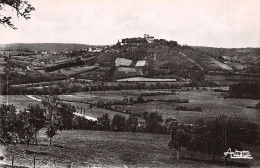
[0,95,39,110]
[2,90,259,126]
[2,130,259,167]
[51,66,98,76]
[111,91,259,124]
[55,90,260,125]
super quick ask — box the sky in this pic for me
[0,0,259,48]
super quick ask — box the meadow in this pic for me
[2,130,259,167]
[51,65,98,76]
[56,90,260,125]
[1,90,259,125]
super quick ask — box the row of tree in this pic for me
[168,115,259,160]
[4,81,185,95]
[228,82,259,99]
[0,98,177,147]
[0,98,75,146]
[72,112,177,134]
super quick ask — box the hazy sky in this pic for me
[0,0,259,47]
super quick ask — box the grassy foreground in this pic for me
[2,130,259,168]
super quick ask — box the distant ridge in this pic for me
[0,43,107,52]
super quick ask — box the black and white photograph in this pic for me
[0,0,260,167]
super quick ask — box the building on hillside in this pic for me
[121,34,154,44]
[144,34,154,43]
[41,51,48,54]
[115,58,133,66]
[135,60,147,67]
[89,47,102,53]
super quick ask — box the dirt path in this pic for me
[25,95,42,102]
[25,95,97,121]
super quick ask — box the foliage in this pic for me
[126,114,139,132]
[144,112,163,133]
[56,103,75,130]
[111,114,126,132]
[0,104,17,143]
[42,97,62,145]
[72,116,96,130]
[26,104,46,144]
[168,115,257,161]
[0,0,35,29]
[45,124,58,146]
[15,110,35,147]
[168,125,191,159]
[229,82,259,99]
[97,113,111,131]
[176,105,202,112]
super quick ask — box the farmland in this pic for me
[1,90,259,126]
[51,65,98,76]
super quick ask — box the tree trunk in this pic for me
[191,149,196,159]
[212,152,217,161]
[35,132,38,145]
[224,155,228,164]
[176,149,180,159]
[49,137,52,146]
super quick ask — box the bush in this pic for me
[111,114,126,132]
[229,82,259,99]
[176,106,202,111]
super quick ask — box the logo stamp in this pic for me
[224,148,253,159]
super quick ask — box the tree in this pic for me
[126,113,138,132]
[27,104,46,145]
[15,110,35,149]
[56,103,75,130]
[163,118,178,134]
[187,119,209,158]
[45,124,57,146]
[97,113,110,131]
[111,114,126,132]
[168,115,246,162]
[42,97,62,146]
[136,95,145,103]
[0,0,35,29]
[145,112,163,133]
[72,116,93,130]
[168,125,191,159]
[0,104,17,143]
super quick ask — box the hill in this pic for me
[192,46,260,66]
[0,40,259,86]
[0,43,105,52]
